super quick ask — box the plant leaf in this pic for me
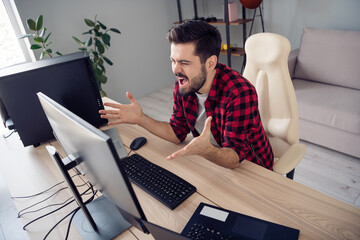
[84,19,95,27]
[56,51,63,56]
[26,18,36,31]
[73,36,85,47]
[82,30,92,35]
[44,32,52,43]
[19,33,33,39]
[94,29,102,37]
[85,36,92,47]
[97,73,107,84]
[97,21,107,30]
[100,89,107,97]
[110,28,121,34]
[95,40,105,54]
[94,67,103,75]
[78,47,87,51]
[33,37,44,43]
[36,15,43,31]
[102,34,111,47]
[39,28,46,37]
[30,44,42,50]
[103,56,113,65]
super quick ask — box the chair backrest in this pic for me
[243,33,300,158]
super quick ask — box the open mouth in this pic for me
[178,77,189,87]
[176,73,189,87]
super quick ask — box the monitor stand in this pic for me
[72,196,131,239]
[46,146,131,239]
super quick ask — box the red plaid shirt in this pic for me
[169,63,273,169]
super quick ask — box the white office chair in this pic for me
[243,32,306,179]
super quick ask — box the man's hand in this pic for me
[99,92,143,125]
[167,116,213,160]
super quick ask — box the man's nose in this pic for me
[172,62,182,74]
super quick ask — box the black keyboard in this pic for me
[120,154,196,209]
[186,223,233,240]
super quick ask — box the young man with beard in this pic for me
[99,20,273,170]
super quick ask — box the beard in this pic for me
[177,64,207,97]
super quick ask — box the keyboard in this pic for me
[185,223,233,240]
[120,154,196,210]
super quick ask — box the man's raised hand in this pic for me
[99,92,143,125]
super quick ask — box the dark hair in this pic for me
[167,20,222,64]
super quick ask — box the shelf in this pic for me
[220,47,245,57]
[208,19,253,26]
[174,19,253,26]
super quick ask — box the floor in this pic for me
[0,171,29,240]
[0,85,359,240]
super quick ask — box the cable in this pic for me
[65,207,80,240]
[127,149,133,156]
[42,206,79,240]
[23,198,75,230]
[43,186,97,240]
[12,173,79,200]
[17,187,68,218]
[23,185,95,230]
[64,189,97,240]
[2,129,17,138]
[18,196,74,218]
[12,182,65,199]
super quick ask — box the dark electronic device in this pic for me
[38,92,148,238]
[0,97,14,130]
[130,137,147,150]
[0,51,107,147]
[141,220,190,240]
[181,203,300,240]
[120,153,197,209]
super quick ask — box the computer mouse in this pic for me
[130,137,147,150]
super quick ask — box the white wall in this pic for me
[15,0,360,99]
[15,0,178,103]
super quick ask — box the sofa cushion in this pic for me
[294,27,360,90]
[292,79,360,134]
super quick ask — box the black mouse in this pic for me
[130,137,147,150]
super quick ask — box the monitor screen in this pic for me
[0,52,107,147]
[37,92,148,233]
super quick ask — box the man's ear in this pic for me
[206,55,217,70]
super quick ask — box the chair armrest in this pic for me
[273,143,306,175]
[288,48,299,79]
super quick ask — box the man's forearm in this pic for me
[138,114,180,144]
[201,145,240,169]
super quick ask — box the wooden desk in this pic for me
[1,101,360,239]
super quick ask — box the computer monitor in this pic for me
[0,51,107,147]
[38,92,148,238]
[0,97,14,129]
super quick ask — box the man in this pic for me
[99,20,273,170]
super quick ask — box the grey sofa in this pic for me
[288,27,360,158]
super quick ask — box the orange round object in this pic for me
[239,0,262,9]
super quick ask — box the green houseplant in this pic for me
[19,15,62,59]
[20,15,121,97]
[73,15,121,97]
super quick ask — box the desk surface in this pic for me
[0,98,359,240]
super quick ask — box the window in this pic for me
[0,0,35,69]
